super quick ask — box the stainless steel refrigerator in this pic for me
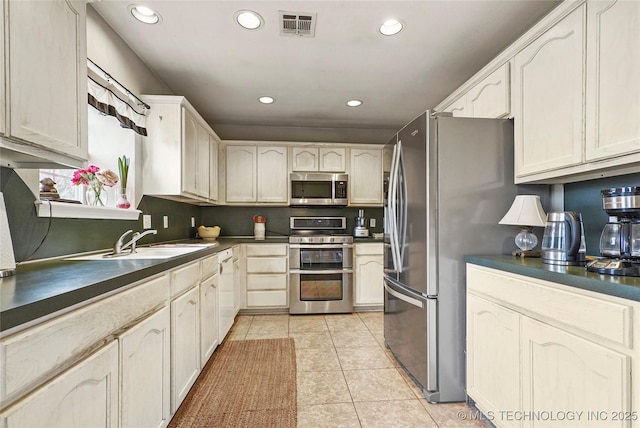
[384,111,517,403]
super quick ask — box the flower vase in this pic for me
[115,188,131,209]
[86,182,107,206]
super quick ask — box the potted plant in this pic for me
[116,155,131,208]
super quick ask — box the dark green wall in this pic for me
[564,173,640,256]
[1,167,383,261]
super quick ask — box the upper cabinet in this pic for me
[141,95,221,205]
[225,145,288,205]
[291,147,346,172]
[585,0,640,162]
[349,148,383,206]
[441,63,510,119]
[513,5,586,178]
[1,0,88,168]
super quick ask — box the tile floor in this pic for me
[227,312,490,428]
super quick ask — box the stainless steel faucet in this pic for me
[113,229,158,255]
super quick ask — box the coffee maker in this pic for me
[587,187,640,276]
[353,209,369,237]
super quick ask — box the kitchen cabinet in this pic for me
[245,244,288,308]
[225,145,288,204]
[585,0,640,162]
[349,148,383,206]
[141,95,220,204]
[120,307,171,428]
[199,255,219,365]
[0,0,87,168]
[440,63,510,119]
[291,147,346,172]
[218,249,235,340]
[0,341,119,428]
[466,264,638,427]
[232,245,243,314]
[353,243,384,307]
[170,286,200,414]
[513,5,586,180]
[170,263,201,413]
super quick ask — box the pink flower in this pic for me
[87,165,100,174]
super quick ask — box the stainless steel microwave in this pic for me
[290,173,348,206]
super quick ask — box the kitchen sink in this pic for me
[66,243,218,261]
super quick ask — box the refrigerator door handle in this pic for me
[388,141,403,272]
[384,281,423,308]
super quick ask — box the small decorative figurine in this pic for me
[39,178,60,200]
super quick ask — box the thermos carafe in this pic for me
[541,211,586,266]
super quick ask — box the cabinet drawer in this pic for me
[246,257,287,273]
[355,243,383,255]
[0,274,169,406]
[247,274,287,291]
[245,244,287,257]
[467,265,633,348]
[171,261,200,297]
[246,290,288,307]
[200,255,218,280]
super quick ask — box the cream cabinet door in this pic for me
[0,341,118,428]
[319,148,346,171]
[467,63,510,119]
[0,0,5,137]
[196,124,210,198]
[6,0,87,161]
[585,0,640,161]
[170,286,200,413]
[513,5,585,178]
[182,109,199,195]
[291,147,319,171]
[521,317,631,428]
[466,295,521,428]
[354,253,383,306]
[225,145,257,202]
[209,134,219,202]
[442,96,469,117]
[200,273,219,366]
[350,149,383,205]
[120,307,170,428]
[257,146,288,203]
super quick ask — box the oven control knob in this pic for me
[329,237,335,243]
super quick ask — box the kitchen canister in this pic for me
[253,215,266,240]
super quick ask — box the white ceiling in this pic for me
[91,0,561,144]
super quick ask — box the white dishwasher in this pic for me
[217,248,234,341]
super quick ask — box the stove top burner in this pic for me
[586,258,640,277]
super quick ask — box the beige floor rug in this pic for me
[168,338,297,428]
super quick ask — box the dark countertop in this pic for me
[466,255,640,302]
[1,237,286,335]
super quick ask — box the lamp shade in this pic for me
[499,195,546,227]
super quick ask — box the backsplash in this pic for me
[564,172,640,256]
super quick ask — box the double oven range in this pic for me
[289,217,354,314]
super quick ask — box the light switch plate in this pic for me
[142,215,152,229]
[370,218,376,228]
[163,216,169,229]
[191,217,195,227]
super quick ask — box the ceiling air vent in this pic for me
[279,11,317,37]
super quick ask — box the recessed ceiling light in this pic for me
[380,19,404,36]
[236,10,264,30]
[346,99,363,107]
[258,96,275,104]
[129,5,161,24]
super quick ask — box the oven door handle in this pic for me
[289,244,353,249]
[289,269,353,274]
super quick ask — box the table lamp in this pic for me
[499,195,547,257]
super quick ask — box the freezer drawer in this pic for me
[383,278,437,396]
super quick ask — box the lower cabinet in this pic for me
[353,243,384,308]
[199,270,219,366]
[467,264,638,428]
[0,341,119,428]
[170,286,200,414]
[120,307,171,428]
[245,244,288,309]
